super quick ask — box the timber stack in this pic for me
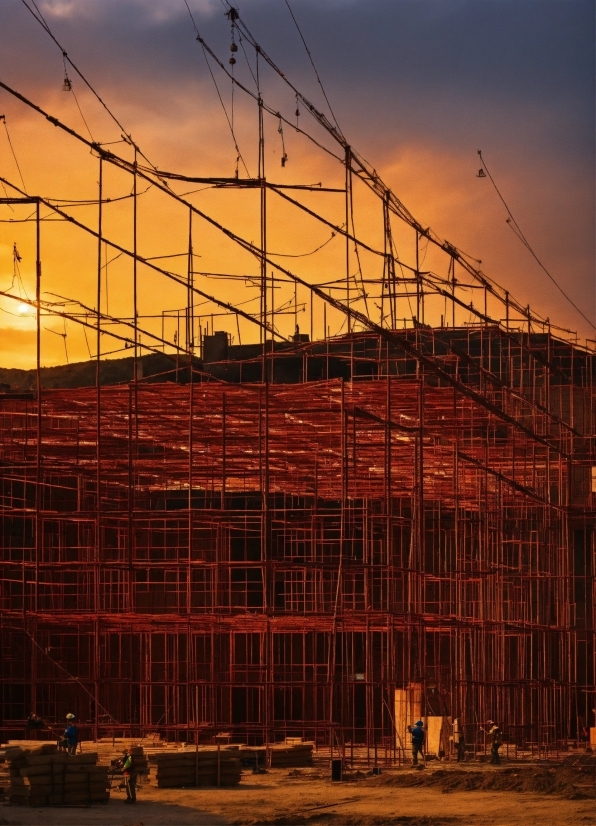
[1,744,109,806]
[268,743,314,768]
[147,748,242,787]
[237,743,314,768]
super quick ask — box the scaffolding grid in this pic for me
[1,328,594,752]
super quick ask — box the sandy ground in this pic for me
[2,764,595,826]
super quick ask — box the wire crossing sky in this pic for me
[0,0,594,367]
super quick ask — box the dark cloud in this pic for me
[2,1,592,155]
[0,0,594,338]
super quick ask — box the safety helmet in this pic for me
[66,713,76,720]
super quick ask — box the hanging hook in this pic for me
[62,52,72,91]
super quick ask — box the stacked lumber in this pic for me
[236,743,314,768]
[1,745,109,806]
[129,745,149,776]
[269,743,314,768]
[147,748,242,787]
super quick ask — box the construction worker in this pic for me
[25,711,45,738]
[408,719,425,767]
[122,748,137,804]
[484,720,503,765]
[62,713,79,755]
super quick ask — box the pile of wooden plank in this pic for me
[236,742,314,768]
[147,748,242,787]
[268,742,314,768]
[128,745,149,775]
[1,744,109,806]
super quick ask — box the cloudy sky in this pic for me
[0,0,594,367]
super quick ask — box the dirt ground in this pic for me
[2,763,595,826]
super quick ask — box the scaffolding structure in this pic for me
[1,328,594,751]
[0,8,595,755]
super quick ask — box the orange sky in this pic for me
[0,0,594,368]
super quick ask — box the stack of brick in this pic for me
[1,745,109,806]
[147,749,242,787]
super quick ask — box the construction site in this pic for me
[0,0,595,802]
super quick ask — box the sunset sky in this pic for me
[0,0,594,368]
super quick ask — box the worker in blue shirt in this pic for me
[63,713,79,755]
[408,720,425,767]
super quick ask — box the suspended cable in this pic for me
[183,0,250,178]
[1,115,27,193]
[61,53,95,142]
[282,0,342,136]
[348,175,369,315]
[188,19,344,164]
[478,150,596,332]
[238,30,258,90]
[268,231,336,258]
[20,0,163,180]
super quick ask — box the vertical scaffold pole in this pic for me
[133,147,139,385]
[188,329,194,608]
[259,93,267,380]
[345,146,351,333]
[415,230,420,324]
[187,208,194,353]
[95,157,103,742]
[35,198,41,620]
[417,376,425,613]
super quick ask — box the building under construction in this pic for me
[0,9,594,757]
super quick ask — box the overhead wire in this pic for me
[267,231,337,258]
[1,115,27,193]
[282,0,343,137]
[224,8,555,332]
[0,40,574,355]
[20,0,165,181]
[183,0,251,178]
[188,19,344,165]
[61,52,95,142]
[478,150,595,332]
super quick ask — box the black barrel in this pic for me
[331,759,343,781]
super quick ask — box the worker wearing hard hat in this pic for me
[62,713,79,755]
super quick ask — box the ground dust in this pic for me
[1,762,595,826]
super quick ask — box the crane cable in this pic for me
[183,0,251,178]
[20,0,165,182]
[478,150,595,332]
[282,0,343,137]
[1,115,27,193]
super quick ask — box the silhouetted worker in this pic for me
[408,719,425,766]
[62,713,79,755]
[122,748,137,803]
[26,712,45,737]
[483,720,503,765]
[453,718,465,762]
